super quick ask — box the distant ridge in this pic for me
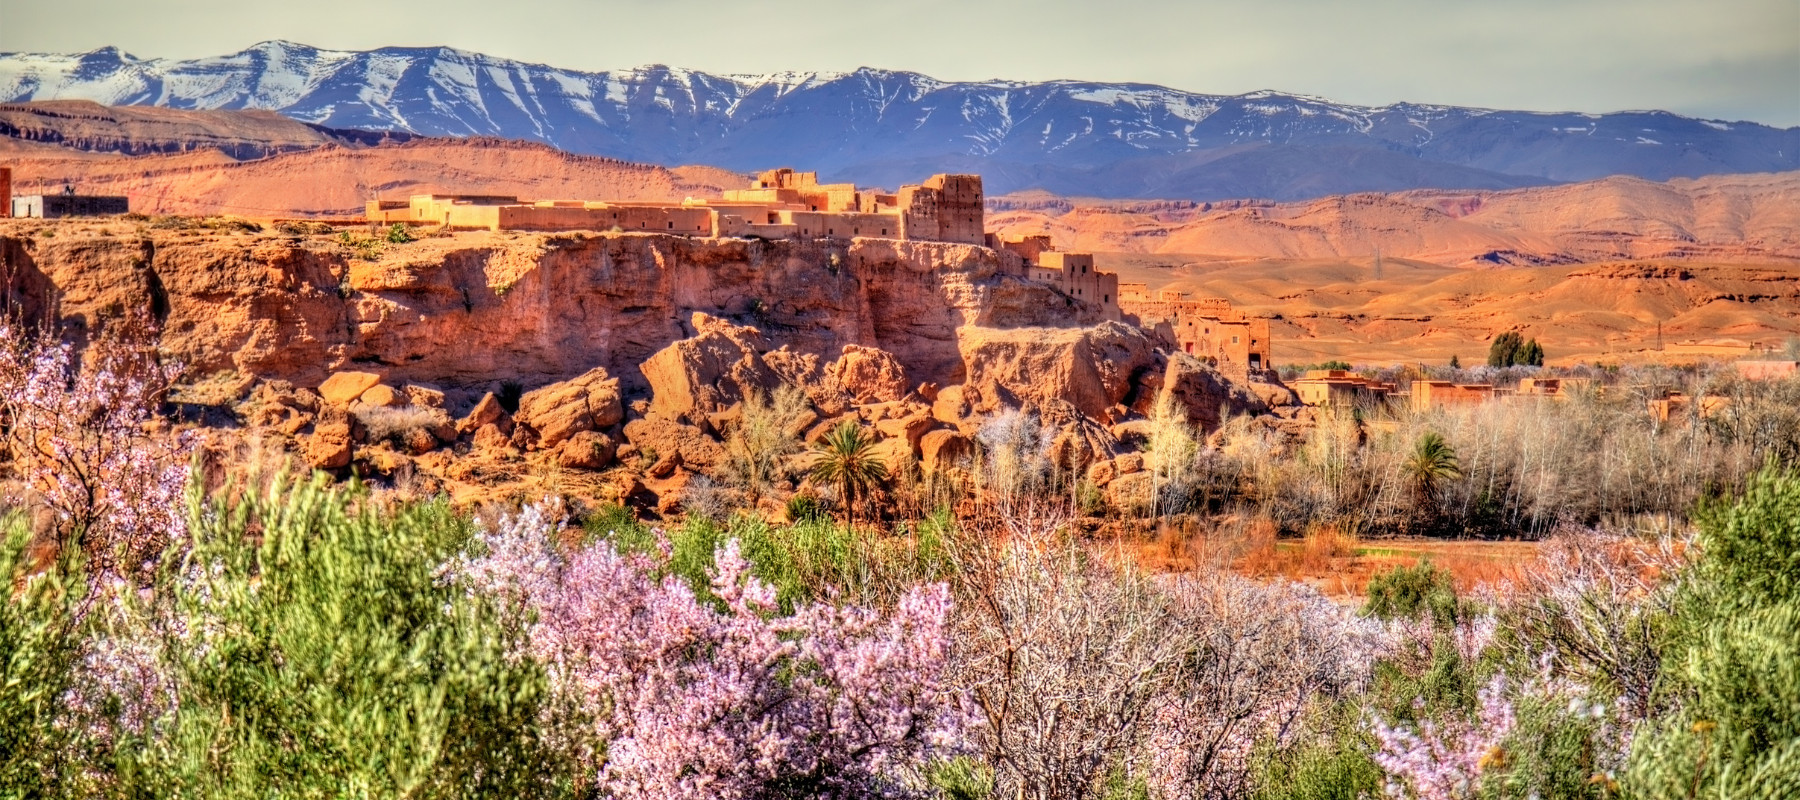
[2,41,1797,201]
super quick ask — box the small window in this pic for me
[667,221,674,229]
[1232,336,1240,344]
[1104,294,1110,303]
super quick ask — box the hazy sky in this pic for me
[4,0,1797,126]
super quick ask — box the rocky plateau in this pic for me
[0,218,1283,511]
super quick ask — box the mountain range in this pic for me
[2,41,1797,201]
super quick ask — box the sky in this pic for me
[3,0,1797,126]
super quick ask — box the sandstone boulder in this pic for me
[359,384,405,407]
[919,429,973,474]
[558,431,617,470]
[622,416,727,474]
[318,371,383,406]
[303,422,353,469]
[457,393,508,436]
[869,437,914,475]
[471,423,511,451]
[931,385,971,426]
[1116,453,1145,475]
[826,345,909,405]
[641,313,779,424]
[404,384,447,409]
[957,322,1157,419]
[515,367,624,448]
[1088,458,1118,487]
[402,427,437,455]
[874,414,937,453]
[1106,470,1156,513]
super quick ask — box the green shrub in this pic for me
[786,492,826,523]
[119,477,564,799]
[1364,561,1459,624]
[0,516,84,798]
[1251,726,1382,800]
[1623,467,1800,797]
[927,756,994,800]
[385,223,416,244]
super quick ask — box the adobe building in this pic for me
[1648,391,1729,424]
[1117,286,1272,379]
[1412,380,1495,411]
[11,186,129,219]
[1291,369,1397,406]
[363,169,987,245]
[362,168,1125,321]
[986,234,1120,319]
[0,167,10,218]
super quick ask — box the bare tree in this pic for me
[949,537,1388,800]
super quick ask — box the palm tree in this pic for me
[1405,431,1464,507]
[809,422,888,524]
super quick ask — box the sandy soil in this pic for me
[1099,253,1800,366]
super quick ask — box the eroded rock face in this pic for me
[957,321,1157,419]
[1131,352,1269,432]
[641,313,780,424]
[2,228,1104,396]
[826,345,909,405]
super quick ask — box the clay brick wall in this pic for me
[1412,381,1495,411]
[0,168,10,219]
[896,185,941,242]
[924,174,984,244]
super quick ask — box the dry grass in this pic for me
[1134,515,1538,602]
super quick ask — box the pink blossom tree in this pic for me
[0,322,190,583]
[455,502,965,800]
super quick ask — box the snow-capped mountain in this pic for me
[3,41,1796,200]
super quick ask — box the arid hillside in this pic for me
[2,136,747,216]
[991,172,1800,267]
[0,99,412,159]
[1104,253,1800,365]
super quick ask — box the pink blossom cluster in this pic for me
[0,324,190,580]
[1370,674,1518,800]
[455,503,965,800]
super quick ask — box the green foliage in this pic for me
[1625,466,1800,798]
[651,511,960,611]
[809,422,889,523]
[1404,431,1464,505]
[1689,468,1800,609]
[1483,692,1615,800]
[0,516,84,799]
[580,501,656,554]
[786,492,826,523]
[1364,561,1459,624]
[928,756,995,800]
[384,223,416,244]
[334,231,384,261]
[1251,722,1383,800]
[120,477,562,799]
[1488,331,1545,368]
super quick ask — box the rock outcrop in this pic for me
[514,366,623,448]
[826,344,910,405]
[957,321,1157,419]
[1130,352,1269,432]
